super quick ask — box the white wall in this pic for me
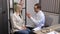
[14,0,25,8]
[41,0,59,13]
[26,0,39,27]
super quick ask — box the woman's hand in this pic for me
[21,25,27,30]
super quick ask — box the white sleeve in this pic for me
[30,17,43,24]
[30,15,45,27]
[30,17,39,24]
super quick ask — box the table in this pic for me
[34,24,60,34]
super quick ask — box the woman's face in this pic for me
[16,5,22,14]
[18,0,24,11]
[16,0,24,13]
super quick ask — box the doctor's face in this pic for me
[34,6,39,13]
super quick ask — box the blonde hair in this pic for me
[14,3,22,12]
[14,3,17,12]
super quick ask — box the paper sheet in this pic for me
[47,31,59,34]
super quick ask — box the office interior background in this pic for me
[0,0,60,34]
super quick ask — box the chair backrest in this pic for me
[9,12,14,34]
[9,18,12,30]
[9,18,14,34]
[44,15,53,27]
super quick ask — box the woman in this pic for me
[12,0,30,34]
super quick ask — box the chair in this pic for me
[44,15,53,27]
[9,18,14,34]
[9,12,14,34]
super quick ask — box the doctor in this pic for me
[26,3,45,31]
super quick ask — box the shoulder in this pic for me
[38,10,44,15]
[39,10,44,13]
[39,10,45,17]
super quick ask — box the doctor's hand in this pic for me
[26,13,31,18]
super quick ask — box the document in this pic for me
[33,27,41,31]
[47,31,59,34]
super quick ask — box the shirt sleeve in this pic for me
[30,15,45,31]
[30,14,45,26]
[30,17,44,24]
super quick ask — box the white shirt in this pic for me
[30,10,45,31]
[11,12,25,32]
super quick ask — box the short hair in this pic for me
[34,3,41,9]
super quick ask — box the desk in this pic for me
[34,24,60,34]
